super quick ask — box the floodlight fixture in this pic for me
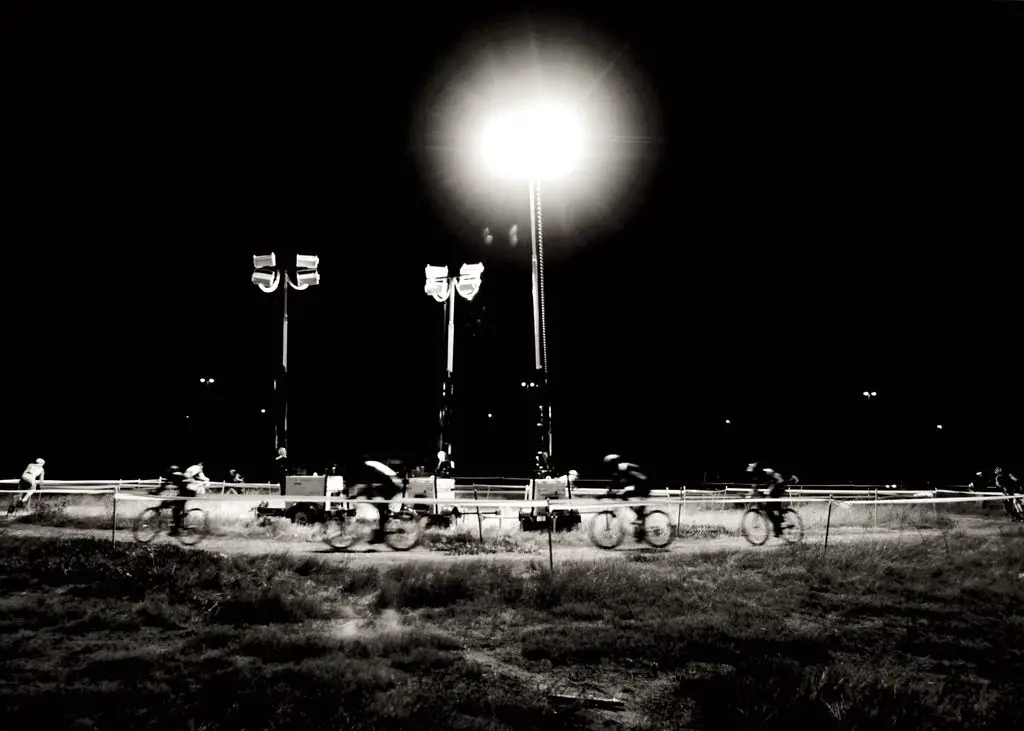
[296,254,320,271]
[293,271,321,289]
[480,102,584,181]
[456,262,485,301]
[424,265,452,302]
[253,253,277,270]
[252,270,281,292]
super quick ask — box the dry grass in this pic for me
[2,522,1024,729]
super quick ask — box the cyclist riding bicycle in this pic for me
[994,467,1023,522]
[346,459,406,544]
[152,465,194,536]
[746,462,790,538]
[603,454,653,538]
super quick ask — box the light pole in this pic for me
[424,263,484,460]
[252,252,321,453]
[480,101,583,461]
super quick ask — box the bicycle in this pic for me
[740,495,804,546]
[322,501,423,551]
[587,490,675,549]
[132,503,209,546]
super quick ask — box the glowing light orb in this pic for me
[480,102,584,181]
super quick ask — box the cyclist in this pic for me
[346,459,405,544]
[746,462,789,538]
[9,458,45,514]
[603,454,653,538]
[994,467,1023,522]
[152,465,194,536]
[184,462,211,492]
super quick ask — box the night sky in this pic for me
[4,5,1019,483]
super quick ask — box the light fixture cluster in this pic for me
[252,253,321,293]
[424,263,485,303]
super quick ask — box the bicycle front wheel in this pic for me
[740,508,771,546]
[179,508,209,546]
[589,510,625,549]
[779,508,804,544]
[384,511,423,551]
[641,510,675,548]
[133,507,164,544]
[323,514,361,550]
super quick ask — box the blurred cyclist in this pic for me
[747,462,789,538]
[994,467,1023,522]
[603,454,653,538]
[153,465,194,536]
[346,459,405,544]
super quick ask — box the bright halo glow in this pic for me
[480,102,584,180]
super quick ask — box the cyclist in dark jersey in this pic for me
[603,454,653,537]
[346,459,405,543]
[746,462,790,538]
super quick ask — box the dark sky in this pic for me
[3,5,1020,482]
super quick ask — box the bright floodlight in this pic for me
[871,391,877,397]
[252,270,280,292]
[296,254,320,270]
[480,102,584,180]
[253,253,276,270]
[294,271,321,289]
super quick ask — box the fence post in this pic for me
[546,498,554,574]
[873,489,878,530]
[823,496,834,557]
[112,482,119,543]
[473,488,484,543]
[676,487,683,536]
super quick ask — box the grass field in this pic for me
[2,523,1023,730]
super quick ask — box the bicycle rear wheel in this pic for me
[323,513,361,550]
[179,508,209,546]
[779,508,804,544]
[133,507,164,544]
[641,510,675,548]
[589,510,626,549]
[384,510,423,551]
[740,508,770,546]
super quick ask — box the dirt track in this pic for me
[2,519,1003,566]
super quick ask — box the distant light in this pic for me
[200,378,206,383]
[936,424,943,430]
[724,419,731,425]
[185,415,189,419]
[521,381,527,387]
[209,378,215,384]
[260,409,266,414]
[871,391,877,397]
[487,413,493,418]
[530,382,536,388]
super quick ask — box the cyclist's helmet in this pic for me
[746,462,759,473]
[36,458,45,466]
[603,454,622,464]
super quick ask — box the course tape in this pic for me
[1,488,1018,510]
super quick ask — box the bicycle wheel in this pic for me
[179,508,209,546]
[133,507,164,544]
[588,510,626,549]
[323,513,361,550]
[641,510,675,548]
[778,508,804,544]
[740,508,771,546]
[384,510,423,551]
